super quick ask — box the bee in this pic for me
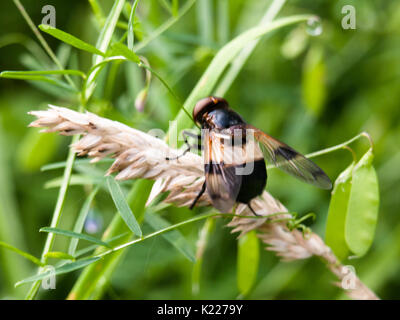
[170,96,332,215]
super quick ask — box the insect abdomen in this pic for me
[236,159,267,204]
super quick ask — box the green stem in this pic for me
[25,134,79,299]
[306,132,373,159]
[266,132,374,170]
[133,0,196,52]
[12,0,77,90]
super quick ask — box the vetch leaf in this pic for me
[44,251,75,261]
[237,230,260,296]
[44,174,104,189]
[106,176,142,237]
[145,212,195,262]
[0,241,44,267]
[127,0,139,50]
[40,227,111,248]
[68,187,100,256]
[325,162,355,261]
[15,257,100,287]
[39,24,106,56]
[1,69,86,79]
[345,149,380,257]
[111,42,140,63]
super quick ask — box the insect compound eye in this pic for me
[193,96,229,123]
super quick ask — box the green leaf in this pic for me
[325,162,355,261]
[15,257,101,287]
[68,187,100,256]
[237,230,260,296]
[145,212,195,262]
[0,241,44,267]
[94,0,125,63]
[302,45,327,117]
[39,24,105,56]
[106,176,142,237]
[127,0,139,50]
[345,149,380,257]
[111,42,140,63]
[41,158,113,171]
[44,174,103,189]
[85,0,126,102]
[40,227,112,248]
[44,251,75,261]
[1,69,86,79]
[0,72,77,92]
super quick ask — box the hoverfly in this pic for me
[169,97,332,215]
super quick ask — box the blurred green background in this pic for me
[0,0,399,299]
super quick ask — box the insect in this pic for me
[169,96,332,215]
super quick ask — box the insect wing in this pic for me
[247,125,332,189]
[203,130,242,212]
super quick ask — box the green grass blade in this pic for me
[85,0,126,102]
[16,257,101,287]
[106,176,142,237]
[145,212,195,262]
[40,227,111,249]
[0,241,44,267]
[127,0,139,50]
[94,0,125,63]
[215,0,286,95]
[0,73,77,92]
[68,187,100,256]
[39,24,105,56]
[1,69,86,78]
[41,158,113,171]
[168,14,313,144]
[44,174,103,189]
[133,0,196,52]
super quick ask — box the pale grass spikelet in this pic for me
[28,105,379,300]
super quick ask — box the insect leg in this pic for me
[183,130,203,151]
[247,202,261,216]
[165,131,202,160]
[189,181,206,210]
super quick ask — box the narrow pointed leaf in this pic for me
[1,69,86,78]
[40,227,111,248]
[15,257,100,287]
[44,251,75,261]
[69,187,100,256]
[0,241,44,267]
[127,0,139,50]
[39,24,105,56]
[111,43,140,63]
[106,176,142,237]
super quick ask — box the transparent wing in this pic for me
[247,125,332,189]
[203,130,242,212]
